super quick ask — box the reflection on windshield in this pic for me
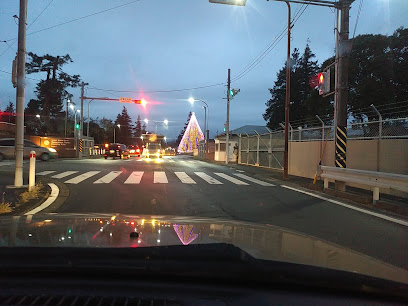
[173,224,198,245]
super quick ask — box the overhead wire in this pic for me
[352,0,363,38]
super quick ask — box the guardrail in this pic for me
[320,166,408,203]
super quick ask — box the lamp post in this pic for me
[188,97,209,153]
[114,124,120,143]
[65,98,70,137]
[144,118,168,134]
[87,99,95,137]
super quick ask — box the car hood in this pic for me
[0,213,407,284]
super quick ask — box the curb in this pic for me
[24,183,59,215]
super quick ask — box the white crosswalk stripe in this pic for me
[65,171,100,184]
[124,171,144,184]
[179,160,186,164]
[175,172,196,184]
[233,173,275,186]
[94,171,122,184]
[214,173,249,185]
[52,171,78,179]
[194,172,223,184]
[168,160,175,163]
[154,171,168,183]
[37,171,56,176]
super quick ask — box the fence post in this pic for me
[246,133,250,164]
[238,134,242,164]
[289,124,293,141]
[298,127,302,141]
[255,131,260,166]
[266,127,272,168]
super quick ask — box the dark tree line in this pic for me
[264,27,408,129]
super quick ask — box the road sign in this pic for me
[119,97,133,103]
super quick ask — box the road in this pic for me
[1,155,408,270]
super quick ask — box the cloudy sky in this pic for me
[1,0,407,140]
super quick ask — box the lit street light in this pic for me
[35,114,40,118]
[144,119,168,134]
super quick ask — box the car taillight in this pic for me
[117,145,120,149]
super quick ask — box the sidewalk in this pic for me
[197,157,408,218]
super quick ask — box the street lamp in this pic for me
[35,114,40,118]
[144,119,168,134]
[188,97,209,153]
[163,119,168,125]
[144,118,149,124]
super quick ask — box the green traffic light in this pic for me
[76,124,80,129]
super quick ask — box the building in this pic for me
[214,125,269,162]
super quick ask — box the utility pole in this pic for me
[225,68,231,165]
[80,82,85,138]
[335,0,352,190]
[283,1,291,179]
[64,98,69,138]
[14,0,27,187]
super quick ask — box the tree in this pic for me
[100,117,114,143]
[4,101,15,123]
[25,53,81,133]
[264,44,332,129]
[133,115,143,146]
[176,112,192,146]
[114,106,133,144]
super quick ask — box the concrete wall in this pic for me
[288,139,408,196]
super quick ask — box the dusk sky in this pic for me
[1,0,407,140]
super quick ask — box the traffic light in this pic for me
[318,72,330,95]
[229,88,240,99]
[76,123,80,129]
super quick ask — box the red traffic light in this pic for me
[318,72,324,85]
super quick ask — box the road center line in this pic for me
[281,185,408,227]
[233,173,275,186]
[124,171,144,184]
[154,171,168,183]
[214,173,249,185]
[94,171,122,184]
[175,172,196,184]
[25,183,59,215]
[64,171,100,184]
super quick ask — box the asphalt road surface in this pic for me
[1,155,407,270]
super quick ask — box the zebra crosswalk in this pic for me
[36,170,276,187]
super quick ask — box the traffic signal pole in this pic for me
[225,69,231,165]
[283,1,291,179]
[14,0,27,187]
[334,0,352,190]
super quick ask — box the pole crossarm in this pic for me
[270,0,352,8]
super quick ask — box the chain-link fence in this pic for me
[239,117,408,169]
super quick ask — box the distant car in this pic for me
[145,142,162,158]
[0,138,58,161]
[104,143,129,160]
[164,147,176,156]
[128,145,141,157]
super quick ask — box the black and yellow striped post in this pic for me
[79,140,83,153]
[335,126,347,168]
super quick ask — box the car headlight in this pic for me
[48,148,57,153]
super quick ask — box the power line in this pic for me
[0,69,41,81]
[3,0,141,43]
[352,0,363,38]
[87,82,225,94]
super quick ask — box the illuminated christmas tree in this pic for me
[177,112,204,153]
[173,224,198,245]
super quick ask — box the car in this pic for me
[164,147,176,156]
[0,138,58,161]
[145,142,162,158]
[104,143,129,160]
[128,145,141,157]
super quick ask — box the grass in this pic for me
[19,181,44,204]
[0,202,13,214]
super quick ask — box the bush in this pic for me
[19,181,44,204]
[0,202,12,214]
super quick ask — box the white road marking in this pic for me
[236,170,245,173]
[233,173,275,186]
[154,171,168,183]
[65,171,100,184]
[136,159,143,162]
[281,185,408,227]
[194,172,223,185]
[37,171,56,176]
[175,172,196,184]
[168,160,175,163]
[188,161,196,164]
[214,173,249,185]
[52,171,78,179]
[94,171,122,184]
[0,161,14,167]
[179,160,186,164]
[25,183,59,215]
[124,171,144,184]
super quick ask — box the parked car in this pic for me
[104,143,129,159]
[128,145,141,157]
[0,138,58,161]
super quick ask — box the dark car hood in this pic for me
[0,213,407,284]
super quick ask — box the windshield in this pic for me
[0,0,407,287]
